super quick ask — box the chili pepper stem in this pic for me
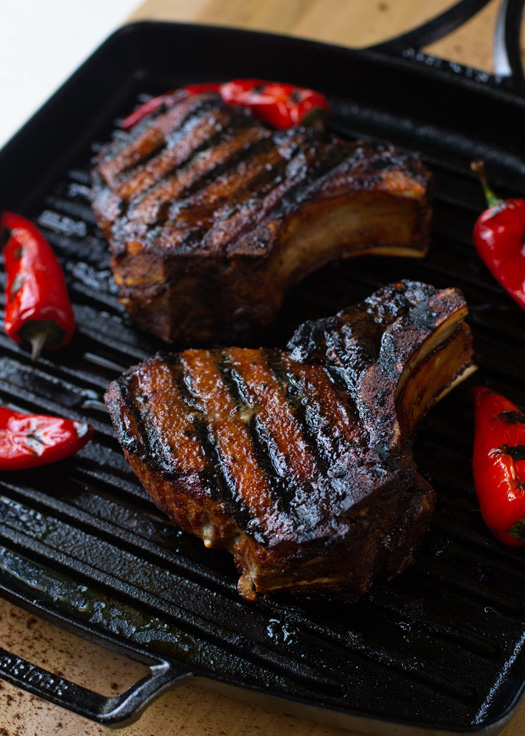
[300,107,327,131]
[471,160,503,209]
[30,332,48,362]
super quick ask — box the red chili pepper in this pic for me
[1,212,76,362]
[120,79,329,131]
[220,78,329,129]
[0,406,94,470]
[471,160,525,311]
[120,93,175,131]
[120,84,220,131]
[183,82,221,94]
[472,386,525,546]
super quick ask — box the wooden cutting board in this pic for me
[1,1,525,735]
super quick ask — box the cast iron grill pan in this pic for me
[1,6,525,733]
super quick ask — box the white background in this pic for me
[0,0,140,149]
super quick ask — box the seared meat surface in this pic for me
[92,92,432,343]
[105,281,475,600]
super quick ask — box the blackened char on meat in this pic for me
[92,92,433,343]
[105,281,475,600]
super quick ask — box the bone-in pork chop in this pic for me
[92,92,432,343]
[105,281,474,599]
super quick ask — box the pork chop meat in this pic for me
[92,92,433,343]
[105,281,475,600]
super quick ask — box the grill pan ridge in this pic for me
[1,9,525,734]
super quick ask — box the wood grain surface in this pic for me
[1,1,525,735]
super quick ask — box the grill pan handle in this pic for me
[369,0,493,55]
[0,643,189,726]
[369,0,525,94]
[494,0,525,91]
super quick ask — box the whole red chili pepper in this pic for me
[183,82,222,94]
[120,79,329,131]
[472,386,525,546]
[1,212,76,362]
[471,160,525,311]
[220,79,329,129]
[120,92,175,131]
[0,406,94,470]
[120,84,220,131]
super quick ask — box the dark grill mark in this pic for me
[118,96,225,179]
[126,112,257,215]
[195,142,307,246]
[268,143,348,221]
[117,199,129,217]
[180,132,275,200]
[237,142,305,204]
[500,444,525,462]
[498,411,525,425]
[119,139,167,178]
[123,116,262,223]
[198,138,290,209]
[166,355,222,502]
[169,354,262,536]
[155,201,171,223]
[121,126,228,209]
[153,146,296,246]
[145,130,275,230]
[265,352,332,476]
[162,227,208,253]
[112,377,150,460]
[121,374,186,479]
[234,154,289,199]
[218,355,297,510]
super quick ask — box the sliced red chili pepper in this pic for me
[471,160,525,311]
[220,78,329,129]
[0,406,94,470]
[1,212,76,361]
[472,386,525,546]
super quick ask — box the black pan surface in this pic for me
[1,17,525,734]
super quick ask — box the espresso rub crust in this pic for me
[92,92,433,343]
[105,281,475,600]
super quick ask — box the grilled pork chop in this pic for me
[92,92,432,343]
[105,281,475,600]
